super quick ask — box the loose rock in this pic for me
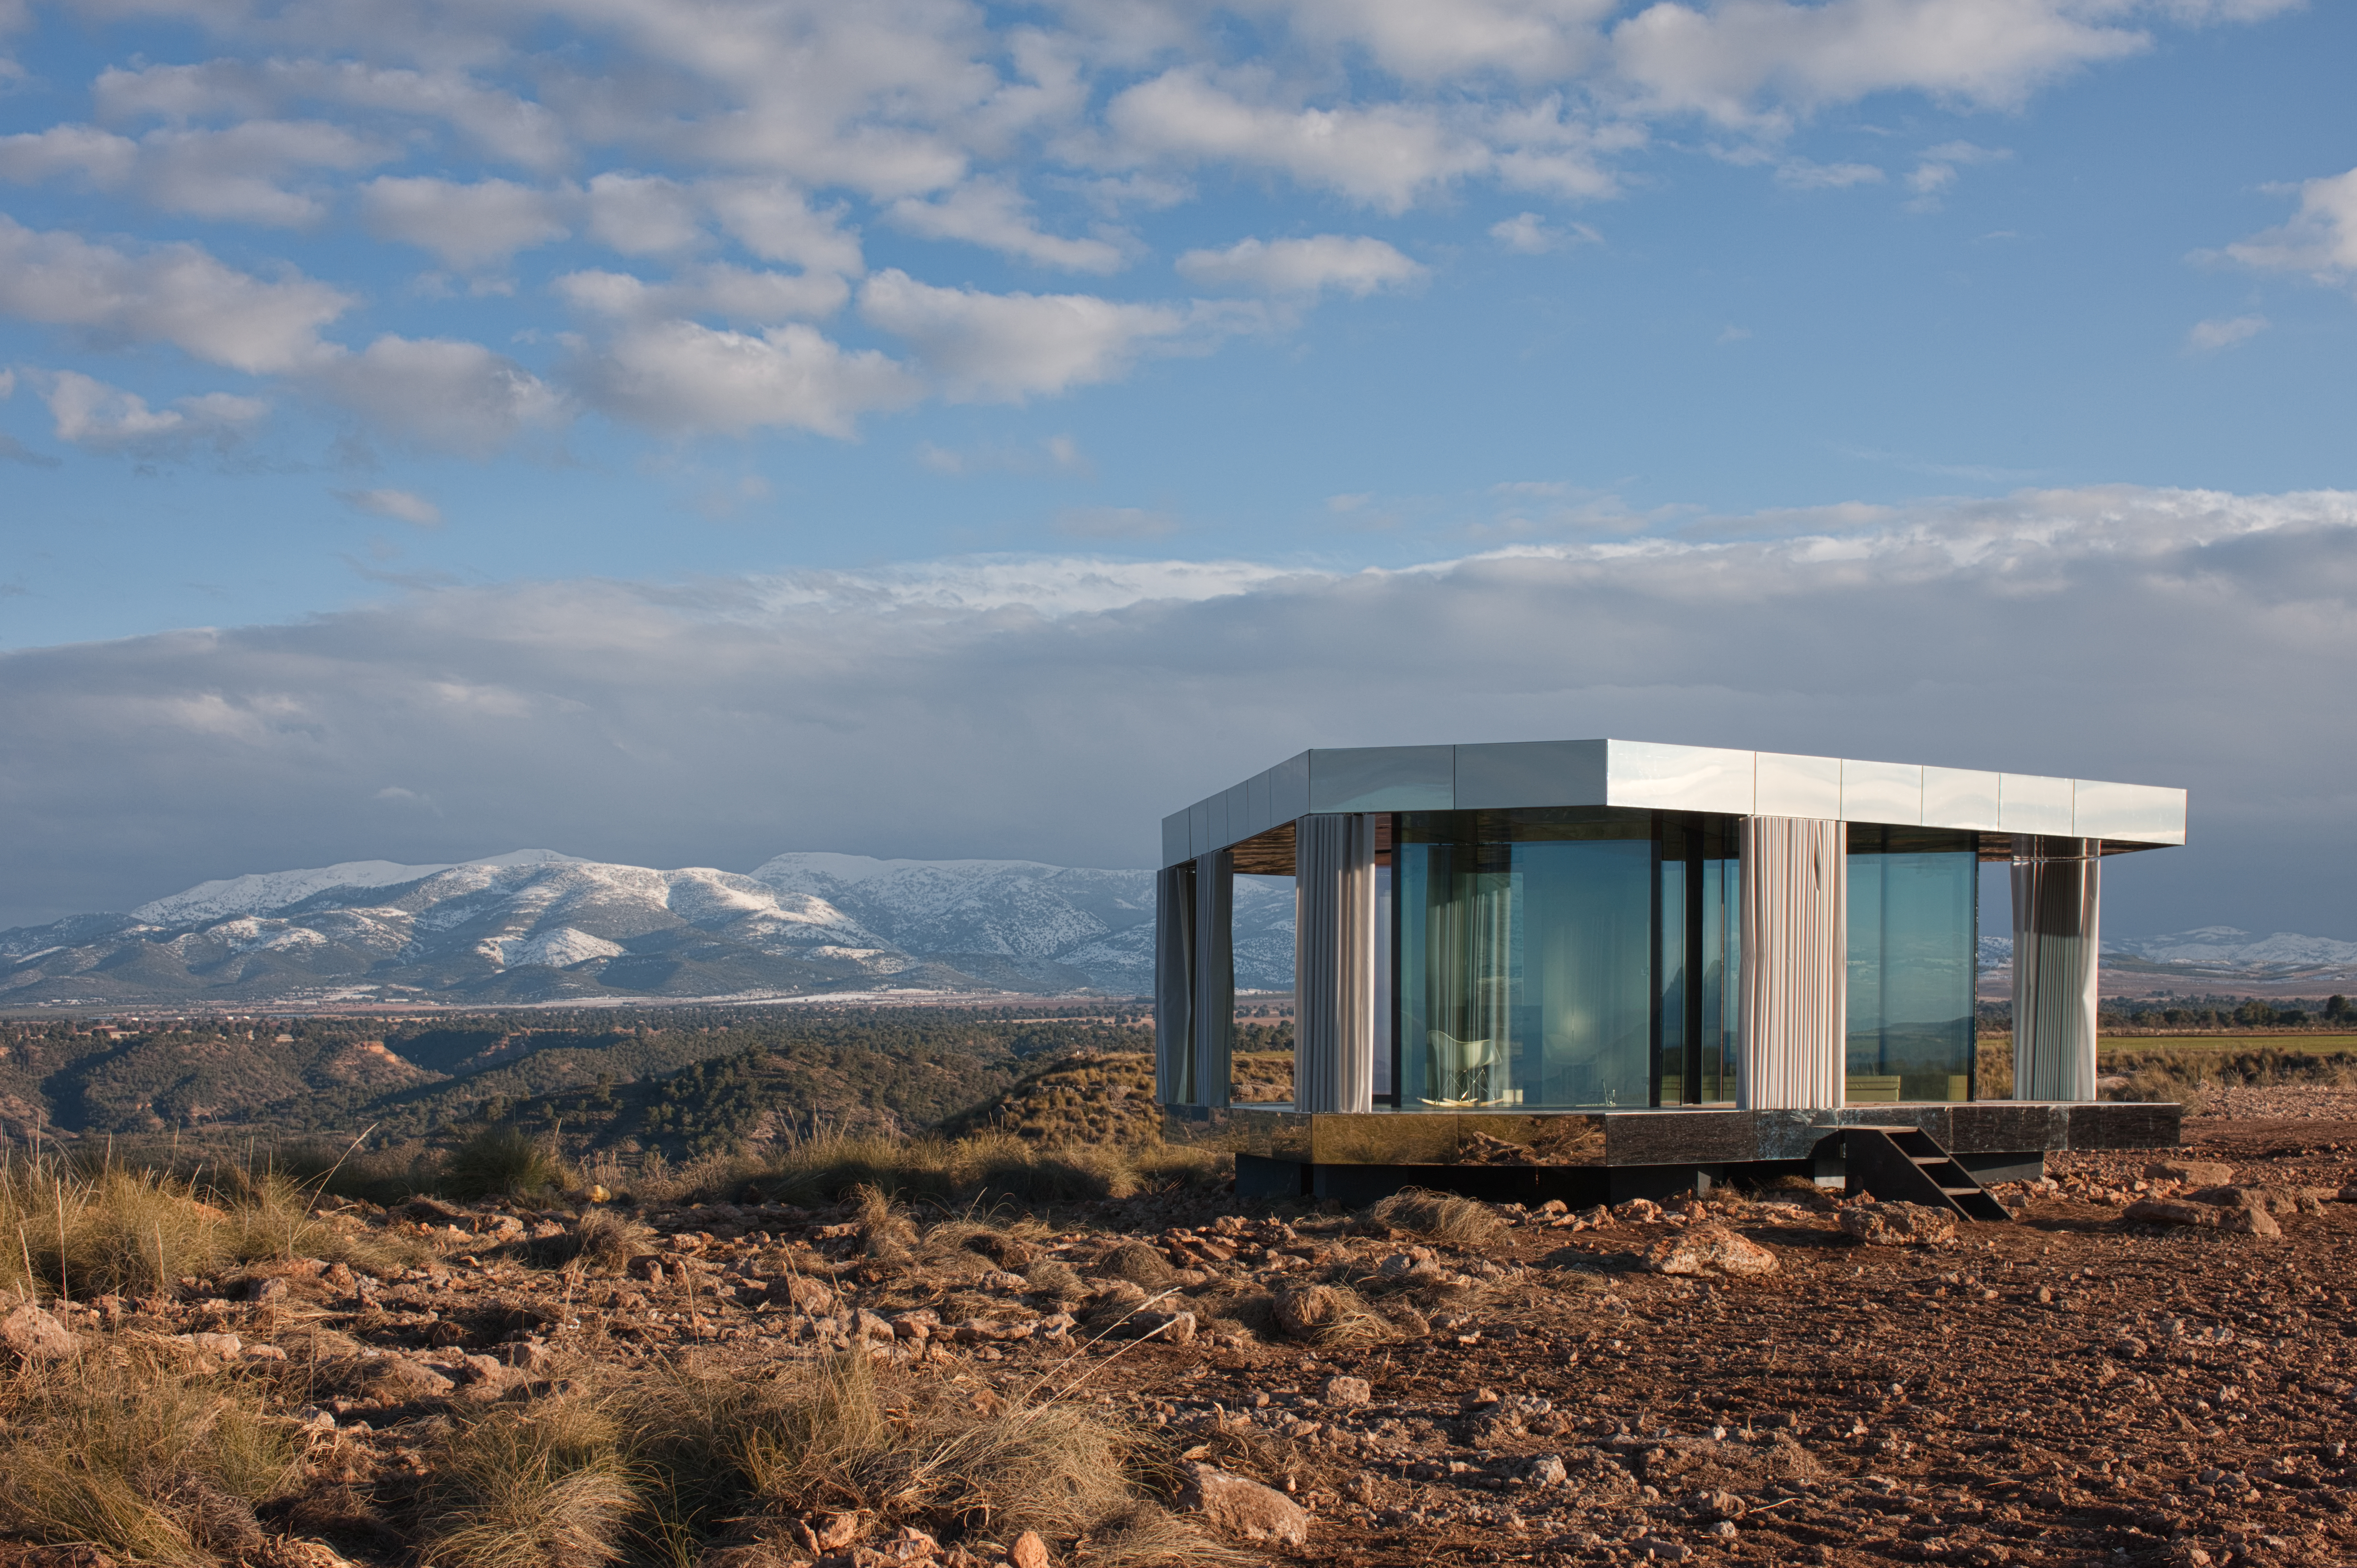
[1175,1463,1312,1548]
[1640,1224,1778,1276]
[1,1302,76,1361]
[1837,1200,1960,1247]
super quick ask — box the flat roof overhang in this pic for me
[1163,738,2186,871]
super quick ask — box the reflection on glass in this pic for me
[1659,819,1740,1104]
[1397,810,1654,1109]
[1846,825,1978,1102]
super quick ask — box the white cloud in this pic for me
[1611,1,2151,126]
[885,177,1126,272]
[2224,165,2357,285]
[1774,157,1885,189]
[704,181,866,276]
[858,269,1206,401]
[311,335,568,456]
[41,369,266,454]
[361,177,570,269]
[1901,140,2011,206]
[1281,0,1615,82]
[556,263,850,324]
[585,172,707,257]
[1489,211,1602,253]
[917,433,1089,476]
[94,59,573,174]
[336,487,443,527]
[1107,71,1492,212]
[5,486,2354,934]
[0,216,350,374]
[1174,234,1425,297]
[2186,314,2268,351]
[0,119,388,225]
[570,318,922,437]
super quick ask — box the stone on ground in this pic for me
[1,1302,76,1360]
[1838,1201,1960,1247]
[1176,1462,1312,1547]
[1640,1224,1779,1275]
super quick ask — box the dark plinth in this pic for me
[1174,1100,2179,1203]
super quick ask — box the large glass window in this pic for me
[1845,825,1978,1103]
[1397,809,1660,1109]
[1658,817,1741,1104]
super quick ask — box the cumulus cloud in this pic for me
[336,487,443,526]
[40,370,266,455]
[0,216,350,374]
[361,176,570,268]
[1611,1,2150,126]
[555,263,851,324]
[310,335,567,455]
[2186,314,2268,351]
[1489,211,1602,253]
[2224,165,2357,286]
[0,119,389,225]
[569,318,921,437]
[1107,71,1493,212]
[858,270,1210,401]
[886,177,1126,272]
[2,485,2352,932]
[585,172,708,257]
[1174,234,1425,296]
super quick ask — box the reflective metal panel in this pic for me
[1162,812,1192,869]
[1270,751,1312,825]
[1308,746,1456,812]
[1606,741,1755,815]
[1245,771,1272,841]
[1188,799,1212,860]
[1452,740,1609,810]
[1754,751,1843,819]
[1999,773,2074,835]
[1921,766,2001,832]
[1223,783,1252,848]
[1840,759,1923,826]
[2070,779,2187,845]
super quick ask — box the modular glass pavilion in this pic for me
[1153,741,2186,1128]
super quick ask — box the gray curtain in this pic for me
[2012,836,2100,1102]
[1737,815,1846,1110]
[1153,862,1195,1106]
[1294,813,1376,1113]
[1189,850,1234,1108]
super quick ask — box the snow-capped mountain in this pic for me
[1977,927,2357,979]
[0,851,1298,1008]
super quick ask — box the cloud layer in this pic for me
[0,0,2314,455]
[4,485,2351,936]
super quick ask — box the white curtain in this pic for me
[2012,836,2100,1102]
[1738,815,1847,1110]
[1190,850,1234,1108]
[1295,813,1377,1113]
[1153,863,1194,1106]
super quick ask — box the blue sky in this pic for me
[0,0,2352,934]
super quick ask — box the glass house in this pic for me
[1153,741,2186,1123]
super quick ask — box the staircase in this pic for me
[1841,1124,2012,1222]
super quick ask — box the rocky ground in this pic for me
[6,1095,2356,1568]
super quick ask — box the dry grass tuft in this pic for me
[416,1396,637,1568]
[1092,1238,1175,1287]
[0,1349,299,1565]
[529,1209,653,1272]
[615,1353,1220,1557]
[1267,1280,1400,1348]
[442,1126,575,1203]
[1363,1187,1506,1246]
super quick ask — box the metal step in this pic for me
[1840,1125,2014,1223]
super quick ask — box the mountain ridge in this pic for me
[0,850,1298,1009]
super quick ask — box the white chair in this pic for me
[1424,1030,1506,1106]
